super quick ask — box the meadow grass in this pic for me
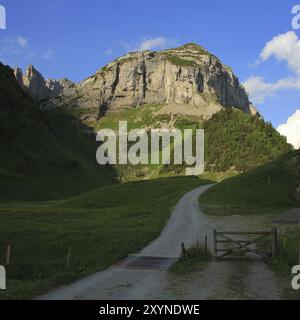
[199,151,300,216]
[199,150,300,290]
[0,176,210,299]
[170,245,212,275]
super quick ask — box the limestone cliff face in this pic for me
[15,43,258,120]
[14,65,75,101]
[53,43,257,120]
[45,78,75,98]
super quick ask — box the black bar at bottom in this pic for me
[0,300,295,319]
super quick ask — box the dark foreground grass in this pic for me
[0,177,210,300]
[199,150,300,296]
[253,225,300,300]
[170,246,212,275]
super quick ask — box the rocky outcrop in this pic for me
[13,67,26,91]
[51,43,257,120]
[14,65,75,102]
[15,43,258,121]
[45,78,75,97]
[22,65,51,101]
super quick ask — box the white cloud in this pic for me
[244,31,300,103]
[16,36,29,48]
[0,36,53,64]
[277,109,300,149]
[137,37,168,51]
[0,36,30,60]
[27,52,36,59]
[243,76,300,103]
[42,49,54,60]
[249,32,300,148]
[118,37,177,54]
[260,31,300,74]
[104,48,113,56]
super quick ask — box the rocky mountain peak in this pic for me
[14,65,75,102]
[64,42,258,121]
[14,42,259,121]
[25,64,42,79]
[162,42,210,58]
[13,67,25,90]
[22,65,50,101]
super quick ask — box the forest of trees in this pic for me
[203,109,292,172]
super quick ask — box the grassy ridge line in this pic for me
[0,63,116,201]
[0,177,211,300]
[199,150,300,216]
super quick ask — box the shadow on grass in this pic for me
[0,176,213,299]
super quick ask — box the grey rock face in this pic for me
[55,43,256,120]
[14,67,25,90]
[45,78,76,98]
[22,65,51,101]
[14,65,75,102]
[14,43,258,120]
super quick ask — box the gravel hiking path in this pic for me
[39,184,284,300]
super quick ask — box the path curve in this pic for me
[39,184,283,300]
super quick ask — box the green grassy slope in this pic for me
[0,64,116,201]
[73,105,292,181]
[199,150,300,216]
[199,150,300,293]
[0,176,210,299]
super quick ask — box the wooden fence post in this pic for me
[271,228,278,259]
[66,247,72,267]
[181,243,186,260]
[283,237,287,250]
[213,230,217,259]
[196,238,200,249]
[6,245,11,266]
[205,236,208,254]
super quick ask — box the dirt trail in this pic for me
[39,185,283,300]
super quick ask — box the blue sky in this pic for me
[1,0,300,146]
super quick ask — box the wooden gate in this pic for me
[213,228,278,260]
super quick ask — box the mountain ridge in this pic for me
[0,48,292,198]
[14,43,259,122]
[14,64,75,101]
[0,63,116,200]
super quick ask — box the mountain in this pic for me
[0,63,116,201]
[14,65,75,101]
[4,42,292,186]
[10,43,291,180]
[25,43,258,122]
